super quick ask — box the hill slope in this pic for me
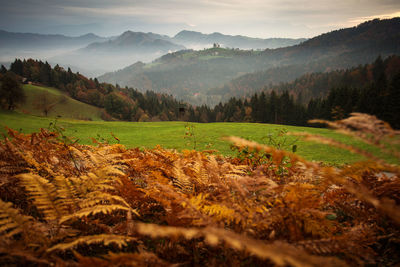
[99,18,400,106]
[17,84,103,121]
[7,58,187,122]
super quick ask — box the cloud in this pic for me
[0,0,399,37]
[349,10,400,24]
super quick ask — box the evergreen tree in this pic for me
[0,65,7,74]
[0,73,25,110]
[9,59,23,76]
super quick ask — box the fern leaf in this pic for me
[188,194,236,223]
[136,223,347,267]
[172,161,193,192]
[190,160,210,186]
[79,192,131,209]
[53,175,80,209]
[18,151,57,177]
[47,234,134,252]
[202,204,236,223]
[18,173,67,221]
[75,251,170,266]
[80,166,124,192]
[0,200,32,238]
[60,204,132,223]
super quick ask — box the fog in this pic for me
[49,49,172,77]
[0,29,308,78]
[0,37,179,78]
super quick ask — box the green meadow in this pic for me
[1,111,397,166]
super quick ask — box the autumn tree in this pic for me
[0,73,25,110]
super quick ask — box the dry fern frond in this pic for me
[310,113,399,141]
[136,222,348,267]
[59,205,132,224]
[172,161,193,192]
[309,113,400,161]
[0,247,51,265]
[74,167,124,194]
[1,123,399,265]
[53,175,80,209]
[188,160,210,187]
[341,181,400,224]
[187,194,237,224]
[18,173,68,221]
[47,234,135,252]
[18,151,58,177]
[0,200,32,238]
[79,192,131,209]
[202,204,236,223]
[75,251,171,267]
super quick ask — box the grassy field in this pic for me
[18,84,103,121]
[1,111,398,165]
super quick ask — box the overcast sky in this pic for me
[0,0,399,38]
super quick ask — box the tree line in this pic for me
[1,56,399,128]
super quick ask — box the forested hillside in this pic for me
[206,56,400,128]
[100,18,400,106]
[5,59,185,122]
[263,55,400,102]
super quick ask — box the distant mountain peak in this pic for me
[79,33,98,38]
[84,30,185,52]
[121,30,135,36]
[174,30,203,38]
[210,32,223,36]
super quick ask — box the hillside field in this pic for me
[18,84,103,121]
[1,111,398,165]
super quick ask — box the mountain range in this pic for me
[0,30,107,49]
[0,29,305,77]
[98,18,400,106]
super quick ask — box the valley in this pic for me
[1,8,400,265]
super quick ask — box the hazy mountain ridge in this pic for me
[0,29,111,76]
[0,29,108,49]
[49,31,186,77]
[98,18,400,106]
[172,30,307,49]
[84,31,185,52]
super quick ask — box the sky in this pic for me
[0,0,399,38]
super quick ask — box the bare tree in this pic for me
[34,92,62,116]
